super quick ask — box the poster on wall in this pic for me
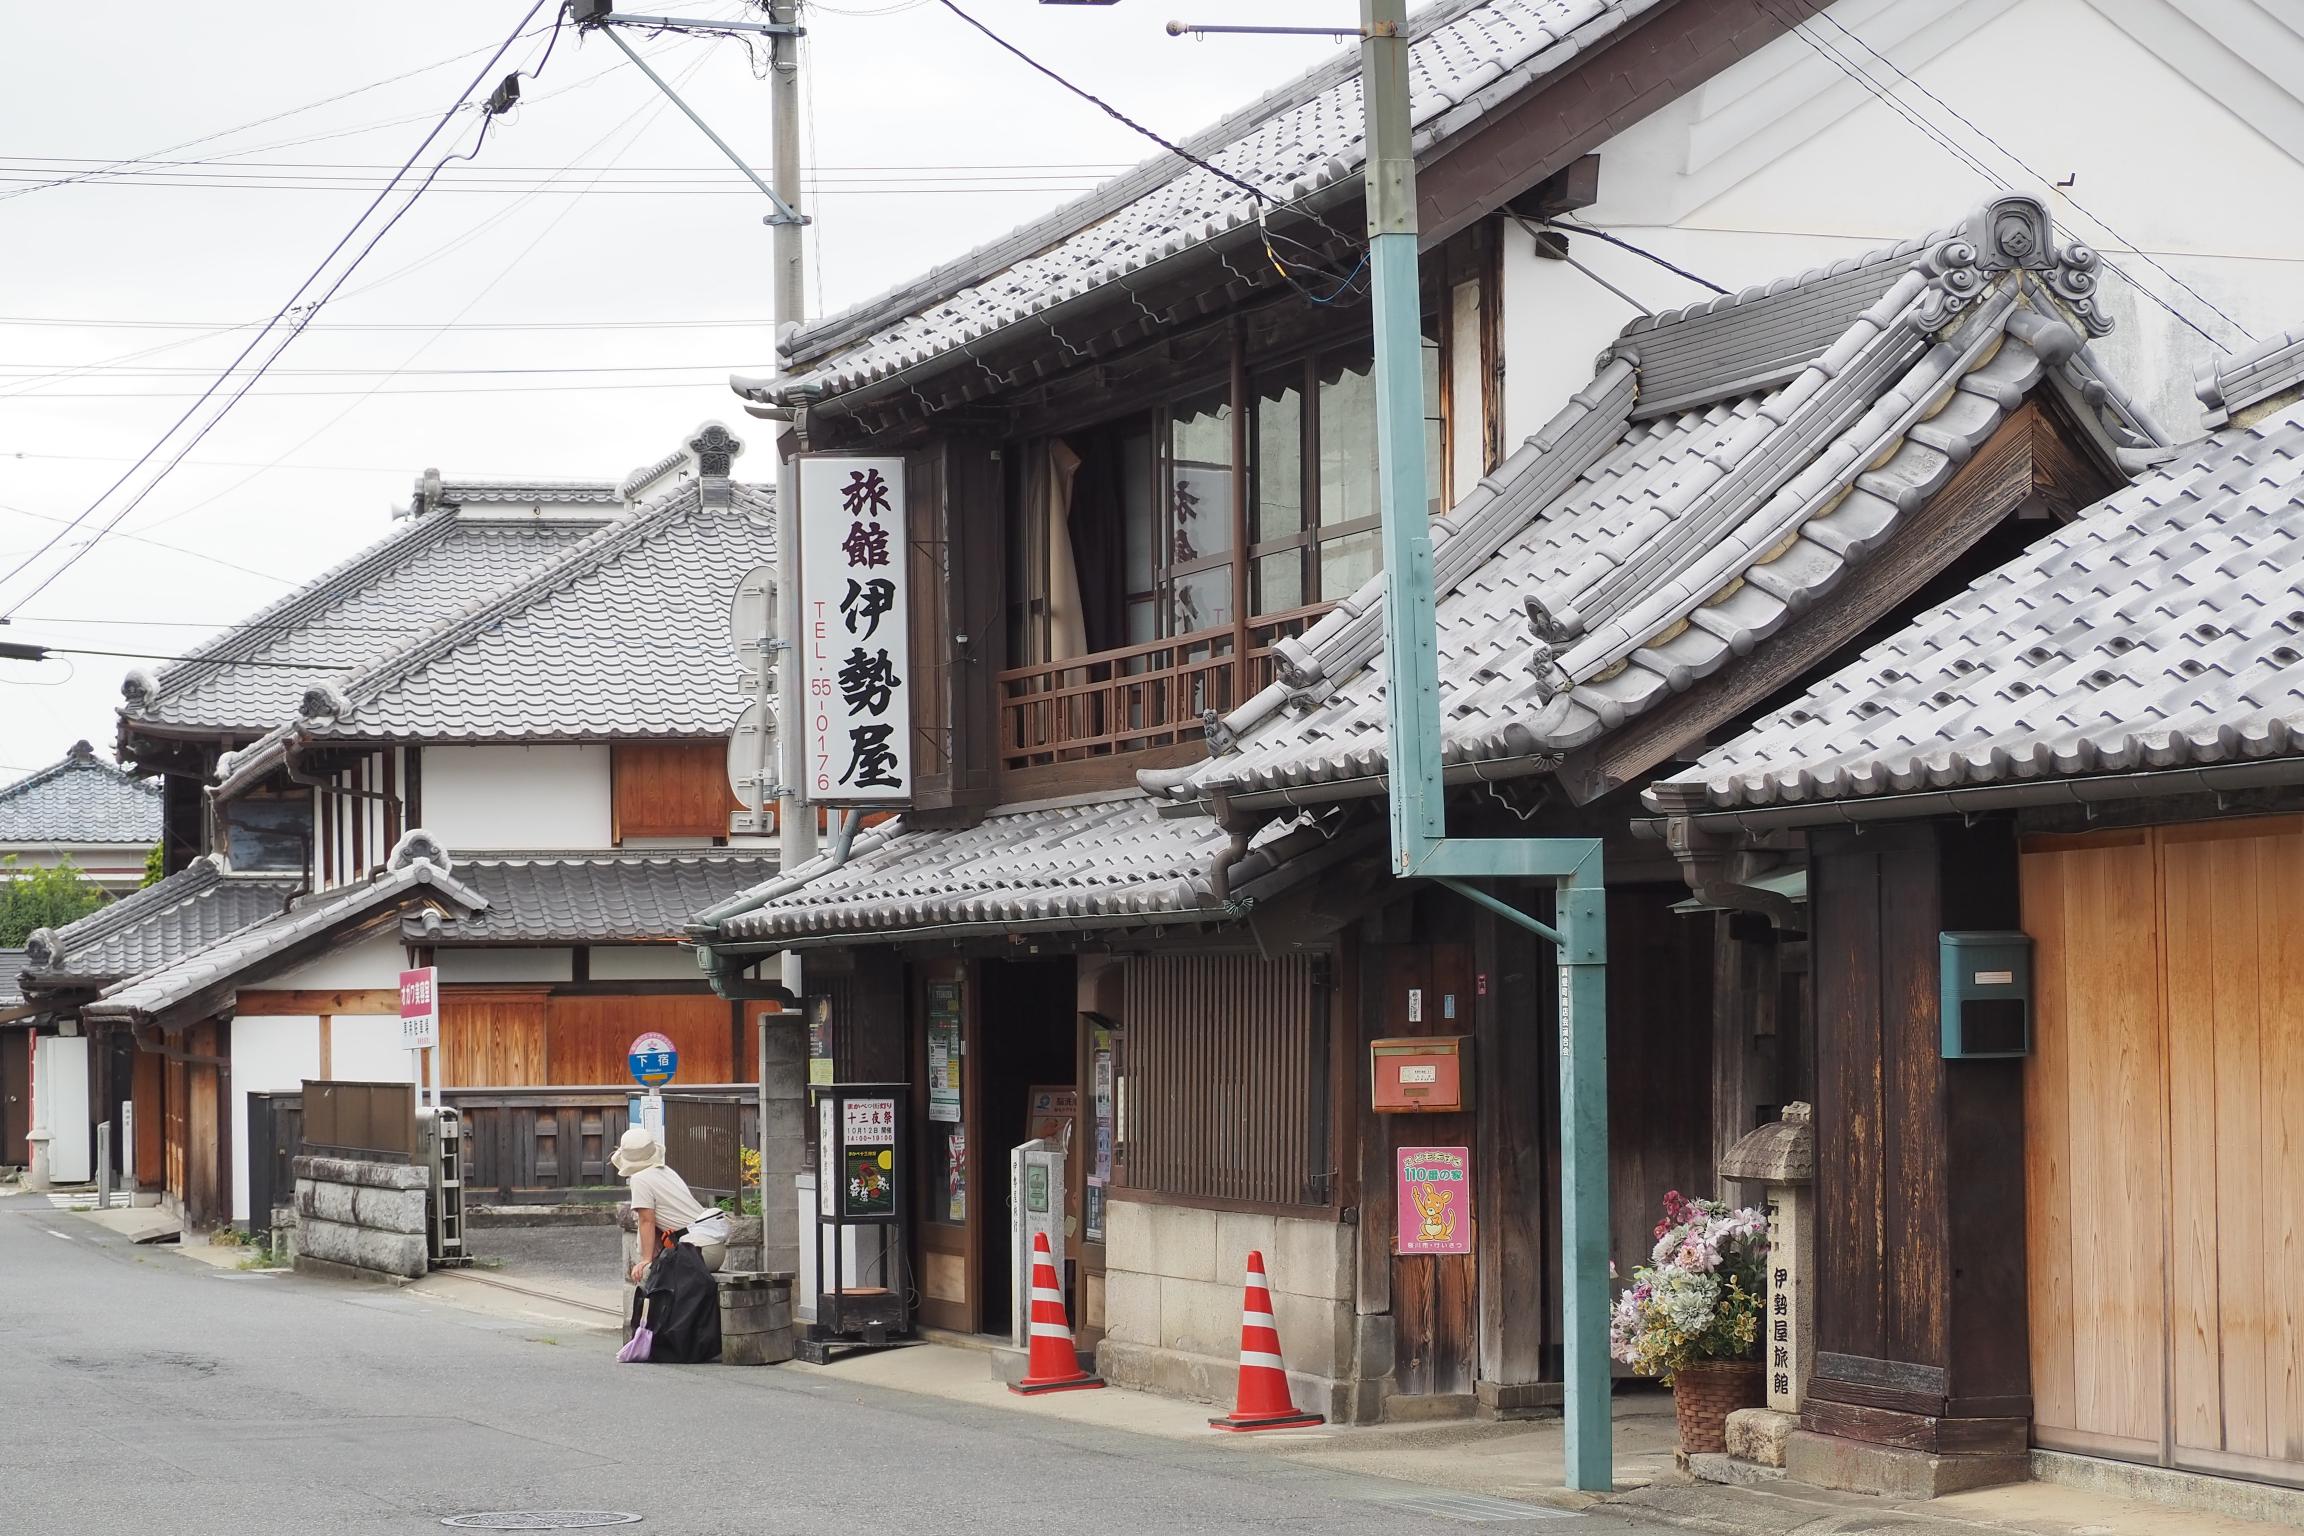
[798,455,912,804]
[817,1098,836,1218]
[946,1128,967,1222]
[1395,1146,1473,1255]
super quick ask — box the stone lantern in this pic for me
[1717,1102,1814,1468]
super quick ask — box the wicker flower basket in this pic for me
[1671,1359,1764,1454]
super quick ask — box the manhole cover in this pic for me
[441,1516,642,1530]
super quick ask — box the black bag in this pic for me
[633,1240,723,1364]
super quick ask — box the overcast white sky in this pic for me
[0,0,1349,778]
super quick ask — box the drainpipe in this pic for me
[1659,807,1801,931]
[1204,791,1257,905]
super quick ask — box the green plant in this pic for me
[0,856,108,944]
[139,843,165,890]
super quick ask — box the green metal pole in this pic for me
[1360,0,1446,871]
[1359,0,1610,1491]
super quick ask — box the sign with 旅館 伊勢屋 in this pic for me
[799,456,912,805]
[1395,1146,1473,1255]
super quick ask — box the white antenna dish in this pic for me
[726,561,777,688]
[726,699,778,812]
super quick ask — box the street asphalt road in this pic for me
[3,1192,1692,1536]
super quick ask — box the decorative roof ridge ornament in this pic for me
[387,828,452,874]
[688,421,745,508]
[1912,194,2110,339]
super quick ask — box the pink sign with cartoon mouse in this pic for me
[1395,1146,1473,1254]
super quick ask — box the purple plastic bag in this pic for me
[618,1325,654,1363]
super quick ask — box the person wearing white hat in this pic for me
[613,1126,730,1280]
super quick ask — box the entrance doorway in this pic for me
[2023,817,2304,1488]
[974,958,1077,1334]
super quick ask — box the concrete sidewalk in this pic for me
[394,1251,2301,1536]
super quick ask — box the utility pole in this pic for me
[769,0,816,970]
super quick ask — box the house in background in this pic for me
[1648,327,2304,1498]
[9,424,779,1227]
[0,740,160,895]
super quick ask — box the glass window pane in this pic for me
[1171,563,1231,635]
[1318,529,1379,600]
[1423,327,1445,515]
[1121,427,1158,598]
[1255,549,1304,615]
[1318,358,1379,528]
[1253,377,1304,545]
[1169,393,1234,565]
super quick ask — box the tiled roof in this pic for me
[0,742,160,845]
[703,793,1364,949]
[0,950,25,1008]
[413,849,778,945]
[1653,398,2304,812]
[767,0,1656,405]
[1141,196,2170,810]
[85,849,484,1024]
[2197,324,2304,430]
[120,509,608,737]
[20,855,304,986]
[217,482,772,785]
[432,479,620,507]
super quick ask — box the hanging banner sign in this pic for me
[398,967,438,1052]
[798,455,912,804]
[1395,1146,1473,1255]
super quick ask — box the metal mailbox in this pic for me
[1371,1036,1468,1113]
[1939,931,2033,1059]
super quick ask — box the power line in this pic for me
[1753,0,2239,355]
[1798,5,2255,348]
[0,361,766,378]
[0,502,294,585]
[0,23,556,203]
[0,0,558,620]
[1538,216,1727,295]
[11,378,741,399]
[0,640,356,671]
[929,0,1366,302]
[0,315,775,331]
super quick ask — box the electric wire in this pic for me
[1537,215,1727,296]
[928,0,1368,304]
[1799,4,2255,347]
[1753,0,2238,354]
[0,503,291,585]
[0,0,558,619]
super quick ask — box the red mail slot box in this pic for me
[1371,1036,1467,1113]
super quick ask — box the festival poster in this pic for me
[1395,1146,1473,1255]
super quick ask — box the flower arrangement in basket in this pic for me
[1611,1191,1768,1378]
[1611,1191,1769,1453]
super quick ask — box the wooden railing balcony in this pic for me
[996,604,1332,772]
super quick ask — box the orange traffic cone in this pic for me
[1010,1231,1103,1394]
[1209,1249,1325,1431]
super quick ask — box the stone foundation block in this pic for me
[296,1215,426,1279]
[1726,1407,1799,1467]
[1273,1216,1351,1302]
[1785,1430,2028,1499]
[296,1180,358,1226]
[1102,1268,1159,1346]
[292,1155,426,1191]
[351,1184,428,1236]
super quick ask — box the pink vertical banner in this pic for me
[1396,1146,1473,1254]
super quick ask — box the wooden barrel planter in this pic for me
[1672,1359,1763,1454]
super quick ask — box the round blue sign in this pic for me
[628,1030,678,1088]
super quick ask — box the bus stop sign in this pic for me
[628,1031,678,1088]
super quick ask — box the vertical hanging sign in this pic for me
[798,455,912,804]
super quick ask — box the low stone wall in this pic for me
[1097,1198,1387,1424]
[293,1155,429,1281]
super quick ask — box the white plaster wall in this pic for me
[331,1014,416,1086]
[589,945,701,981]
[31,1034,90,1183]
[1500,0,2304,445]
[230,1016,322,1225]
[436,947,574,983]
[267,931,408,990]
[416,744,612,852]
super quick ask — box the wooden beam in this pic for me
[236,989,399,1016]
[1556,404,2048,804]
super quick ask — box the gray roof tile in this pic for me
[1657,400,2304,811]
[771,0,1653,405]
[1143,196,2169,809]
[416,849,778,945]
[237,481,773,759]
[21,856,304,985]
[0,742,160,845]
[121,510,607,737]
[0,949,25,1008]
[86,855,484,1023]
[2197,324,2304,429]
[708,793,1360,948]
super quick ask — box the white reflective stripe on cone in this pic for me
[1238,1351,1287,1372]
[1032,1287,1067,1305]
[1029,1321,1075,1339]
[1241,1310,1278,1331]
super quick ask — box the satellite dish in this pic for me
[726,699,778,812]
[726,562,777,687]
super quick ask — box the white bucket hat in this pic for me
[610,1126,665,1177]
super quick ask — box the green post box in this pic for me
[1939,931,2032,1058]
